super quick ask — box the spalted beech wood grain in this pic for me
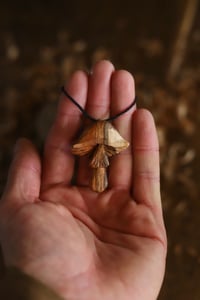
[72,121,129,192]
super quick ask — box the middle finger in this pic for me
[76,60,115,187]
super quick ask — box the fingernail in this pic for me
[13,138,25,154]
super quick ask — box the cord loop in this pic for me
[61,86,136,122]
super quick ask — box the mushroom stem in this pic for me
[91,167,108,193]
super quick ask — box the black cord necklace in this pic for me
[61,86,136,122]
[61,85,136,193]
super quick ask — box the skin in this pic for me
[0,60,167,300]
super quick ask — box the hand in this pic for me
[0,60,167,300]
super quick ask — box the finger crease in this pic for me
[134,147,159,152]
[87,103,109,109]
[135,172,160,181]
[58,112,82,119]
[18,164,41,175]
[46,143,72,155]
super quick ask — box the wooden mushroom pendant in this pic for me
[72,121,129,192]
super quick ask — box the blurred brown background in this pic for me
[0,0,200,299]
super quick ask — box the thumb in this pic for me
[2,138,41,207]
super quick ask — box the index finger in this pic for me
[42,71,88,191]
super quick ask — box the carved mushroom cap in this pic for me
[72,121,129,156]
[72,121,104,156]
[104,122,129,152]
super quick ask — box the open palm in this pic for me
[0,61,167,300]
